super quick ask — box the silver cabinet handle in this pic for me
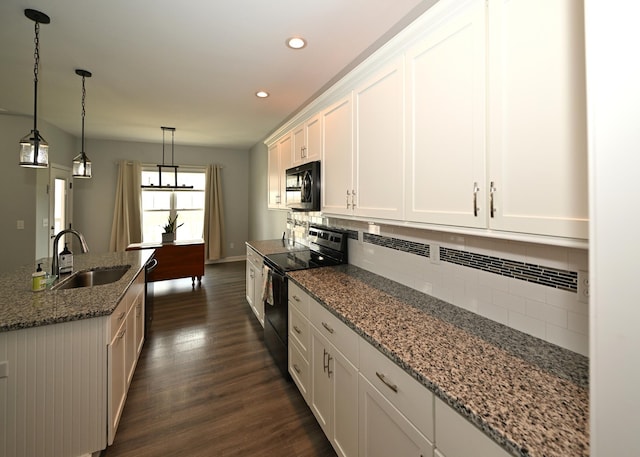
[293,325,302,334]
[376,372,398,393]
[473,182,480,217]
[352,190,356,209]
[292,295,301,302]
[322,322,334,334]
[490,181,497,218]
[346,190,351,209]
[293,364,301,374]
[117,311,125,321]
[323,349,329,373]
[327,354,333,378]
[117,329,126,339]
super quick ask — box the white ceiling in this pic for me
[0,0,434,149]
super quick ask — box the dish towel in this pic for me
[262,265,273,306]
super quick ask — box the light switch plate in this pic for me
[430,244,441,264]
[577,270,589,304]
[0,361,8,378]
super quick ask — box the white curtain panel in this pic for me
[109,160,142,252]
[203,164,225,261]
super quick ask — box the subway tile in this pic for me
[508,311,546,340]
[494,290,526,314]
[546,324,589,357]
[568,312,589,335]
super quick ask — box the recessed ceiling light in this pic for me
[256,91,269,98]
[286,37,307,50]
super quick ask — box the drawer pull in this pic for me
[117,311,125,321]
[321,322,334,334]
[117,329,126,339]
[376,372,398,393]
[327,354,333,378]
[292,295,301,302]
[293,364,301,374]
[293,325,302,334]
[323,349,329,373]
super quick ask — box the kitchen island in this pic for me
[288,264,589,457]
[0,250,154,457]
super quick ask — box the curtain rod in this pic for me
[117,161,223,169]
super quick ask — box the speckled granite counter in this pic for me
[246,239,307,257]
[288,264,589,457]
[0,250,154,333]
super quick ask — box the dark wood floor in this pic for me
[102,261,336,457]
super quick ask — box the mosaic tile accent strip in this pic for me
[440,247,578,292]
[361,233,578,293]
[363,233,430,257]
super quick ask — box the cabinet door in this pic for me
[245,261,255,307]
[252,262,264,326]
[487,0,588,239]
[359,375,434,457]
[134,295,144,356]
[279,133,293,207]
[305,113,322,162]
[322,94,354,215]
[354,57,405,220]
[311,329,333,438]
[331,345,359,457]
[292,121,306,165]
[125,304,136,384]
[108,325,126,445]
[267,142,281,208]
[405,0,486,228]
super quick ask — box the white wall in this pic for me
[586,1,640,455]
[0,114,76,273]
[72,138,250,257]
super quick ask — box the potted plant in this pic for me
[161,213,183,243]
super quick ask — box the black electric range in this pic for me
[262,225,348,378]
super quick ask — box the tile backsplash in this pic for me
[286,212,589,356]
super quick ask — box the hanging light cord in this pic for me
[32,20,41,135]
[81,74,86,155]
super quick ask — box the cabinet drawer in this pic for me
[435,397,510,457]
[289,303,310,358]
[109,297,129,340]
[310,299,358,365]
[246,246,263,267]
[288,281,309,317]
[289,341,310,404]
[359,338,434,441]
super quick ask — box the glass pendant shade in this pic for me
[72,152,92,178]
[19,130,49,168]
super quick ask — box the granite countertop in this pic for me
[0,250,154,333]
[246,239,308,257]
[288,264,589,457]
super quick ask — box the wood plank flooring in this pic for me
[102,261,336,457]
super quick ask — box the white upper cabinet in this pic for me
[354,57,405,220]
[292,113,322,166]
[322,94,354,216]
[267,133,293,209]
[405,0,487,229]
[487,0,588,239]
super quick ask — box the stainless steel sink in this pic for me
[52,265,131,290]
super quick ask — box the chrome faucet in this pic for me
[52,229,89,275]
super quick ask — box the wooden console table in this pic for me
[126,239,205,285]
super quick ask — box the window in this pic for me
[141,167,206,243]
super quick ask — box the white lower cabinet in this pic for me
[359,375,434,457]
[311,327,359,457]
[289,286,509,457]
[245,246,265,326]
[434,397,511,457]
[108,268,145,445]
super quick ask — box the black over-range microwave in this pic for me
[285,160,321,211]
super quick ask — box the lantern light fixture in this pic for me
[19,9,51,168]
[72,69,92,178]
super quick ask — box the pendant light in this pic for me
[141,127,193,189]
[19,9,50,169]
[72,69,92,178]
